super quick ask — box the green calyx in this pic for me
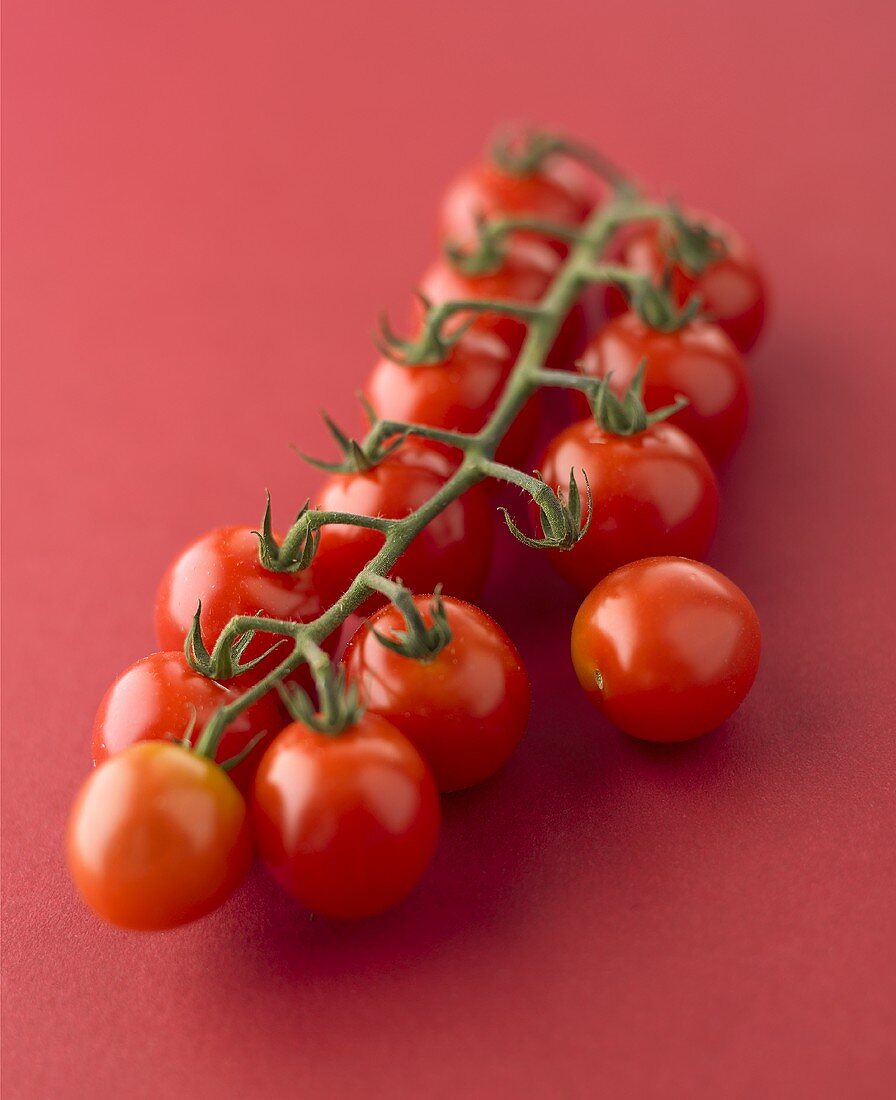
[627,272,703,333]
[253,493,319,574]
[498,467,592,551]
[294,406,407,473]
[184,600,287,680]
[491,126,563,176]
[375,295,470,366]
[661,207,727,275]
[589,363,688,437]
[277,664,364,736]
[364,576,453,662]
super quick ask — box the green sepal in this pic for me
[374,297,473,366]
[184,599,288,680]
[661,206,728,274]
[627,271,704,333]
[295,407,409,473]
[499,468,592,551]
[277,664,364,736]
[253,492,319,574]
[590,362,688,437]
[370,582,453,662]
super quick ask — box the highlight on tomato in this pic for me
[252,668,440,919]
[68,741,253,930]
[578,309,750,466]
[571,557,761,742]
[365,326,541,470]
[605,212,767,353]
[343,589,531,792]
[313,440,495,613]
[537,368,719,592]
[91,651,283,792]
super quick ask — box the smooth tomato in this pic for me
[606,216,767,353]
[419,236,587,371]
[91,651,283,792]
[578,312,750,465]
[571,557,761,742]
[365,328,540,470]
[314,445,494,612]
[537,418,719,592]
[343,596,531,792]
[252,714,440,918]
[439,155,596,250]
[68,741,252,929]
[154,525,340,687]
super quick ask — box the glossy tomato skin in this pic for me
[314,446,494,613]
[252,714,440,918]
[154,525,340,688]
[68,741,253,930]
[419,236,587,371]
[91,651,283,792]
[537,419,719,592]
[439,157,596,251]
[578,312,750,465]
[365,328,540,470]
[571,557,761,742]
[606,217,767,353]
[343,596,531,792]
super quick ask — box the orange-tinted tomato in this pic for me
[571,557,761,742]
[343,596,531,792]
[68,741,252,929]
[252,714,440,918]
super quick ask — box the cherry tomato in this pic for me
[68,741,253,929]
[154,525,340,687]
[314,444,494,613]
[537,418,719,592]
[343,596,531,792]
[439,156,596,251]
[252,714,440,918]
[365,328,540,470]
[606,216,767,353]
[91,651,282,792]
[578,312,750,465]
[571,557,761,742]
[419,236,587,371]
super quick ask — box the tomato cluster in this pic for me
[68,130,765,933]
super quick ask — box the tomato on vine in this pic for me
[313,442,494,612]
[154,525,340,687]
[365,327,540,470]
[343,590,531,792]
[578,311,750,465]
[91,651,282,792]
[606,214,767,353]
[252,673,440,919]
[537,372,719,591]
[571,557,761,742]
[68,741,253,929]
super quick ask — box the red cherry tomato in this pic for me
[252,714,440,918]
[314,445,494,613]
[439,156,595,251]
[578,313,750,465]
[365,328,540,470]
[91,651,283,792]
[154,525,340,687]
[343,596,531,792]
[68,741,253,929]
[537,418,719,592]
[419,236,587,371]
[607,217,767,353]
[571,557,761,742]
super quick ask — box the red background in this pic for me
[3,2,895,1096]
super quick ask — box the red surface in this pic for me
[2,2,895,1096]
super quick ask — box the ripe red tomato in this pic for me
[537,418,719,592]
[68,741,253,929]
[91,651,283,792]
[343,596,531,792]
[314,445,494,612]
[571,557,761,742]
[419,236,587,371]
[252,714,440,918]
[439,156,596,250]
[365,328,540,470]
[606,216,767,353]
[578,312,750,465]
[154,525,340,686]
